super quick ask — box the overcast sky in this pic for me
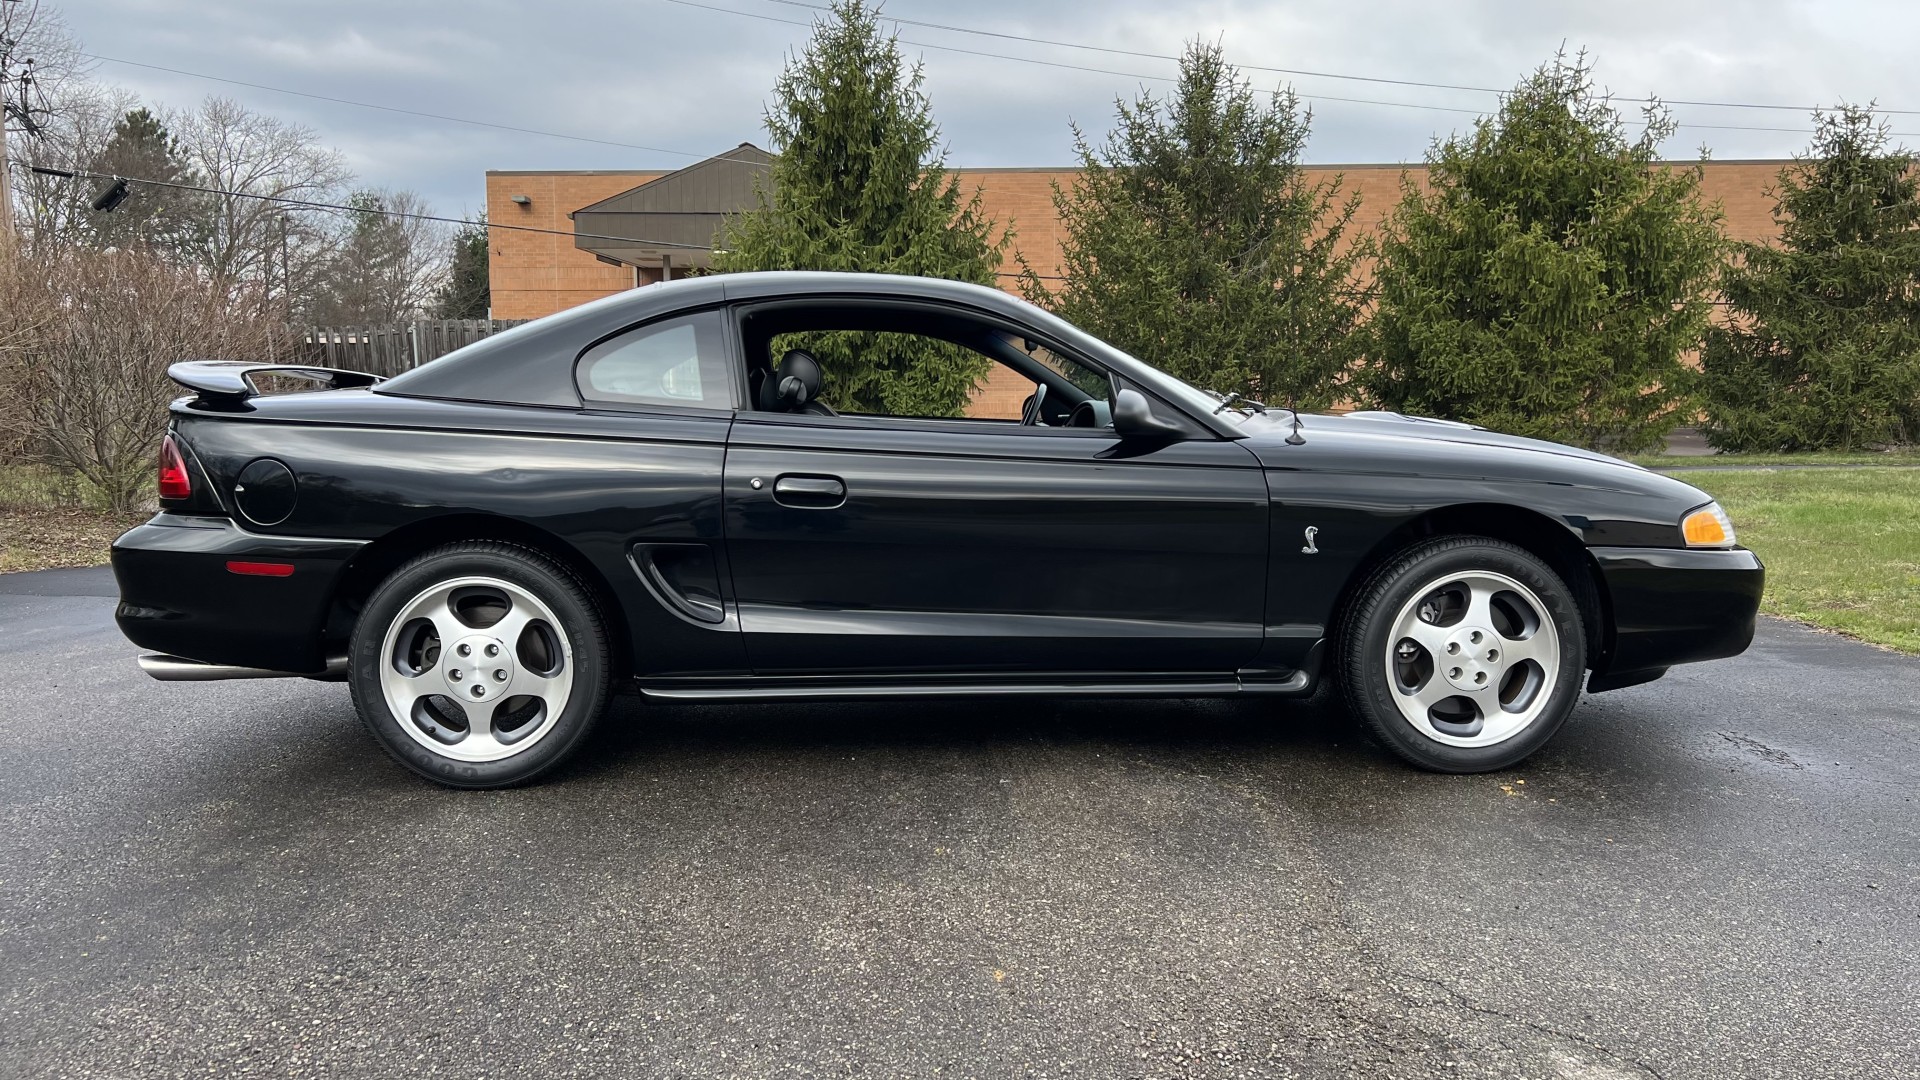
[42,0,1920,216]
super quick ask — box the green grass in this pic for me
[1688,467,1920,653]
[0,507,148,573]
[1627,449,1920,469]
[0,462,127,511]
[0,465,146,573]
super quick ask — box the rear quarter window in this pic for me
[576,310,732,409]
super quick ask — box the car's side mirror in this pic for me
[1112,388,1186,441]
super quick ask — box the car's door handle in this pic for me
[772,475,847,508]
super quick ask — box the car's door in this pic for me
[719,311,1270,677]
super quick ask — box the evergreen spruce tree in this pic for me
[713,0,1006,417]
[1020,43,1368,409]
[433,220,491,319]
[1361,53,1724,452]
[1700,107,1920,451]
[86,107,205,258]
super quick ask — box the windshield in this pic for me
[1001,298,1251,423]
[1011,336,1110,400]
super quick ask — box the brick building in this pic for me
[484,148,1790,415]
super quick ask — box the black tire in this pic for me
[349,541,611,788]
[1337,536,1585,773]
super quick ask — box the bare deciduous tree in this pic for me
[3,1,99,246]
[12,78,139,254]
[0,252,56,459]
[0,0,89,107]
[170,95,351,298]
[4,249,291,510]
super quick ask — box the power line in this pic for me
[663,0,1493,117]
[663,0,1489,117]
[669,0,1920,139]
[22,160,1060,280]
[756,0,1511,96]
[19,162,713,249]
[749,0,1920,117]
[82,52,776,170]
[73,4,1916,171]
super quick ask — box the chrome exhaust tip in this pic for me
[137,654,348,682]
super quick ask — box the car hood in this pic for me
[1238,410,1649,473]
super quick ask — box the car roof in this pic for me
[377,273,1027,409]
[375,272,1240,437]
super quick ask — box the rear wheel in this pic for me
[349,542,610,788]
[1339,537,1585,773]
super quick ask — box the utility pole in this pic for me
[0,23,16,244]
[0,87,14,246]
[0,0,31,248]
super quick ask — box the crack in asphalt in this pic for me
[1717,731,1806,769]
[1382,967,1669,1080]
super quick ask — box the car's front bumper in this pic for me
[111,514,366,675]
[1587,546,1764,692]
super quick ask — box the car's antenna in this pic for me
[1285,392,1306,445]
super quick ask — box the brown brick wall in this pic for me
[1696,161,1786,244]
[950,168,1080,281]
[976,160,1785,279]
[966,363,1036,420]
[487,160,1789,319]
[487,160,1794,410]
[486,170,667,320]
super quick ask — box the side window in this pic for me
[742,309,1115,429]
[965,360,1039,420]
[768,330,1007,420]
[1020,339,1111,401]
[577,310,732,409]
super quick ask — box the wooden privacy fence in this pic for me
[302,319,528,377]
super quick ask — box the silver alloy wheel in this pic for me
[1383,569,1561,748]
[378,575,574,763]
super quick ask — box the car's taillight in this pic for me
[158,434,192,501]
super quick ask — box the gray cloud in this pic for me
[50,0,1920,216]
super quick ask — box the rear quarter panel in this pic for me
[172,391,745,677]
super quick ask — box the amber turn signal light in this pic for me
[1682,503,1736,548]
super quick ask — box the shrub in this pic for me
[713,0,1006,417]
[1,249,288,511]
[1361,53,1724,452]
[1700,107,1920,451]
[1020,43,1369,410]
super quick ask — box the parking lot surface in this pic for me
[1,567,1915,1079]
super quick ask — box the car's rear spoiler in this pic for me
[168,361,384,409]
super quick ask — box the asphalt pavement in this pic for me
[1,566,1914,1079]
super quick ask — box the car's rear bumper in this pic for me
[1587,546,1764,692]
[111,514,365,675]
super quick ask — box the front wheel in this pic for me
[349,542,611,788]
[1338,537,1585,773]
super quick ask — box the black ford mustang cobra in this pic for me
[113,271,1762,787]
